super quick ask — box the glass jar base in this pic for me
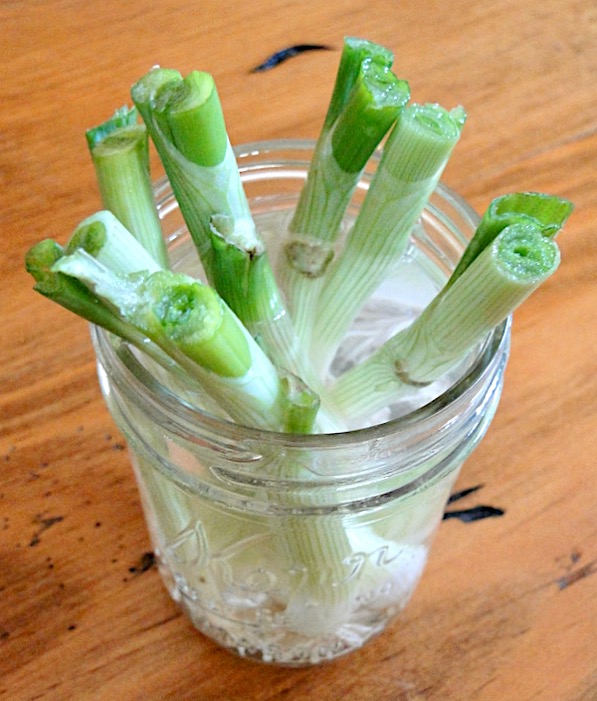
[153,536,426,667]
[177,595,393,667]
[155,548,402,666]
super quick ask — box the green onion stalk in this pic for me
[207,214,340,424]
[85,106,170,269]
[64,211,238,416]
[253,39,413,627]
[25,218,231,430]
[310,102,466,377]
[218,50,419,622]
[33,211,332,433]
[130,68,318,391]
[267,450,434,637]
[130,67,243,279]
[59,261,314,433]
[327,221,561,425]
[25,213,177,374]
[279,38,410,351]
[271,194,561,633]
[25,238,172,365]
[275,509,361,637]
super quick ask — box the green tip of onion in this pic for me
[358,58,408,106]
[447,191,573,290]
[85,105,139,151]
[25,239,142,340]
[343,36,395,66]
[26,239,65,291]
[280,371,321,434]
[84,107,170,269]
[324,37,395,130]
[65,220,106,257]
[331,59,410,173]
[131,67,183,108]
[409,103,465,138]
[152,70,228,167]
[63,211,162,275]
[143,271,221,339]
[382,103,466,182]
[89,124,147,159]
[488,191,574,238]
[141,272,252,378]
[494,223,560,282]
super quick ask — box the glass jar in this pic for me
[91,140,510,667]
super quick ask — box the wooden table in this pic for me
[2,1,595,699]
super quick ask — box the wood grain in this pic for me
[1,1,595,699]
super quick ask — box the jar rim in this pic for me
[91,139,511,449]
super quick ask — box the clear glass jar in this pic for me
[91,140,510,666]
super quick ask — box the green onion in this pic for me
[131,68,315,394]
[25,239,179,373]
[86,107,170,268]
[206,215,341,430]
[138,271,252,378]
[330,59,410,175]
[327,222,561,423]
[131,67,254,284]
[26,239,140,343]
[310,102,466,375]
[288,49,409,243]
[49,247,286,429]
[323,36,394,131]
[280,38,409,351]
[152,70,228,168]
[132,274,325,431]
[276,512,358,637]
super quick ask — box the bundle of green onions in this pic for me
[26,37,573,435]
[26,37,574,647]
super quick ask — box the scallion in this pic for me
[327,221,561,423]
[86,107,170,268]
[279,37,410,351]
[311,102,466,375]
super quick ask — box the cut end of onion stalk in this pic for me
[138,271,253,379]
[152,70,228,168]
[495,224,561,282]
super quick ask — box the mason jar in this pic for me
[91,140,510,667]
